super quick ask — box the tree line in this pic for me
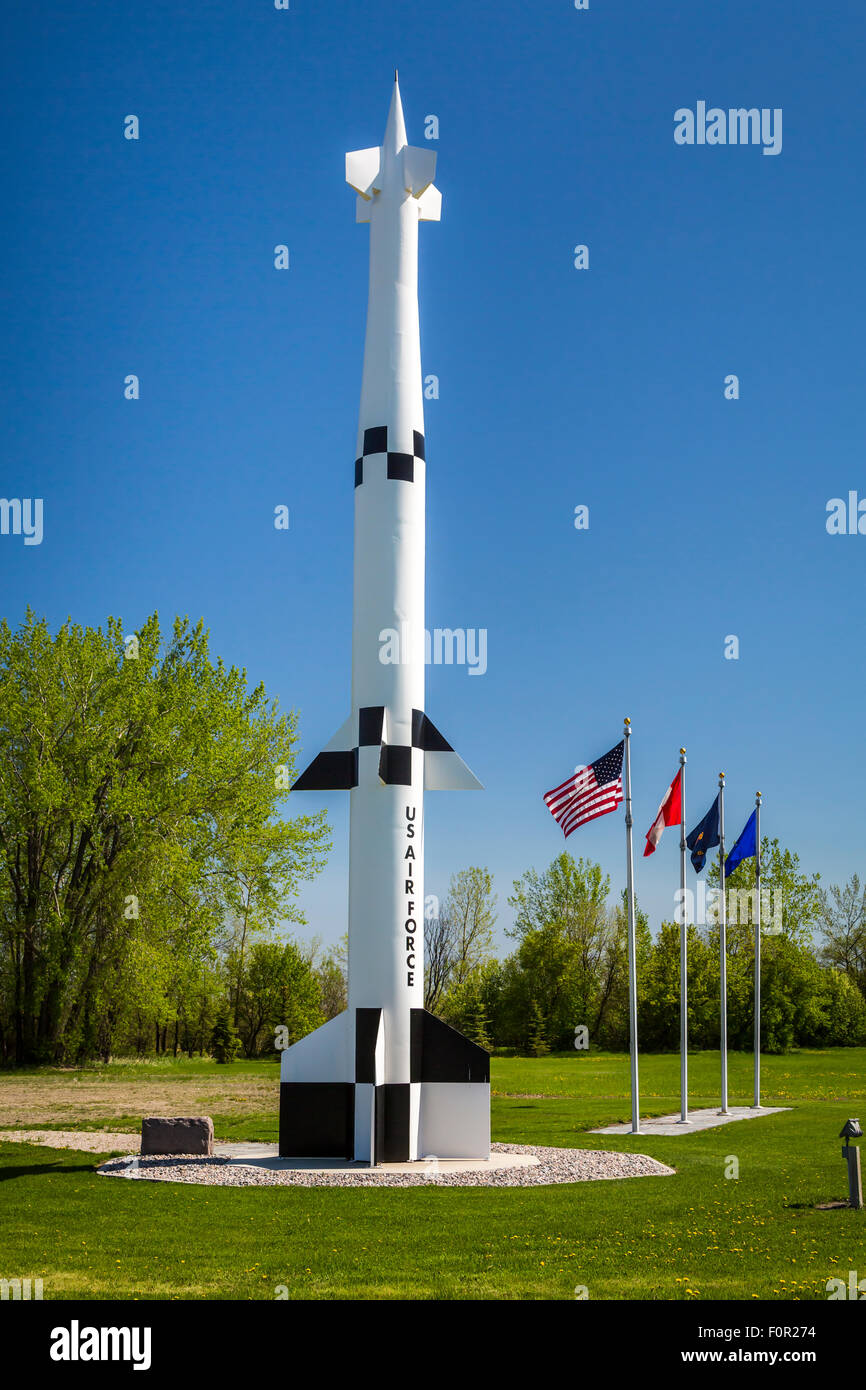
[2,610,864,1065]
[430,851,866,1056]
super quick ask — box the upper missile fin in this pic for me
[346,146,382,198]
[402,144,437,197]
[412,710,483,790]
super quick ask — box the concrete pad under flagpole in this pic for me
[589,1105,790,1137]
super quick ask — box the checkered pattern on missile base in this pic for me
[355,425,425,486]
[279,1008,490,1161]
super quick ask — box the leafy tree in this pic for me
[313,943,348,1021]
[820,874,866,997]
[508,853,609,945]
[506,855,623,1048]
[424,867,496,1011]
[440,960,502,1042]
[709,837,822,943]
[234,939,323,1057]
[0,610,330,1064]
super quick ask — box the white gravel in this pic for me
[97,1143,675,1188]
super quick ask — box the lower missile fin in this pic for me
[412,709,483,791]
[416,184,442,222]
[292,714,358,791]
[410,1009,490,1083]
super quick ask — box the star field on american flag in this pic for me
[543,740,625,838]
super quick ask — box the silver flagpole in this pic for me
[753,791,762,1109]
[718,772,728,1115]
[679,748,689,1124]
[624,717,640,1134]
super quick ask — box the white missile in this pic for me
[279,76,490,1163]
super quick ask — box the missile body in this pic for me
[279,78,490,1163]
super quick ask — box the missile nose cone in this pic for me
[382,72,408,163]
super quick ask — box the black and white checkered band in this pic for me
[278,1008,489,1159]
[292,706,452,791]
[355,426,425,487]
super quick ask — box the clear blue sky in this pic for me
[3,1,864,950]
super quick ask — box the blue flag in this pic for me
[725,809,757,877]
[686,794,720,873]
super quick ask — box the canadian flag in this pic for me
[643,768,683,857]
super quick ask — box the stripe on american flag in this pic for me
[543,741,624,838]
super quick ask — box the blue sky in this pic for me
[3,0,864,950]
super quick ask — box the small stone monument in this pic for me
[141,1116,214,1156]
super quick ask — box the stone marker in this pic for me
[141,1117,214,1156]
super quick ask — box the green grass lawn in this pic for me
[1,1049,864,1300]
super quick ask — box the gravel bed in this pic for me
[97,1144,675,1188]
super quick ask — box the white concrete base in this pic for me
[214,1141,537,1175]
[589,1105,790,1137]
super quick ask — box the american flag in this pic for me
[543,741,625,838]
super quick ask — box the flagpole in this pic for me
[718,772,728,1115]
[624,717,640,1134]
[679,748,688,1124]
[753,791,762,1109]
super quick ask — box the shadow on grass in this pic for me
[0,1161,94,1181]
[785,1198,852,1210]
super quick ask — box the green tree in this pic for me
[709,837,822,943]
[508,853,609,945]
[528,999,550,1056]
[820,874,866,998]
[210,1005,240,1063]
[235,939,323,1057]
[0,610,330,1064]
[306,935,348,1020]
[463,1001,492,1051]
[423,867,496,1012]
[440,959,502,1044]
[506,854,622,1048]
